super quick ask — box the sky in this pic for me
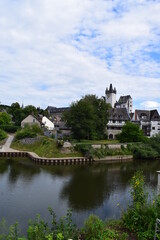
[0,0,160,111]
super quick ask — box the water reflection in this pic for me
[0,158,159,233]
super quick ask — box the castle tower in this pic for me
[105,84,116,108]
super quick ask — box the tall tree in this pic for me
[63,95,110,140]
[9,102,24,126]
[0,112,11,125]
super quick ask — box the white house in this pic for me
[42,116,54,130]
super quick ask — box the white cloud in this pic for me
[0,0,160,110]
[140,101,160,110]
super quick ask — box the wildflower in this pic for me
[117,203,119,207]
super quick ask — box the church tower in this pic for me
[105,84,116,108]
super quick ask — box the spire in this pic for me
[105,84,116,94]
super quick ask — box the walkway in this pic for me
[0,135,19,152]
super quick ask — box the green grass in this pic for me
[72,139,119,145]
[11,137,82,158]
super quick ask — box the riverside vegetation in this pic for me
[0,171,160,240]
[3,123,160,160]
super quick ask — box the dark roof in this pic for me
[46,106,70,114]
[108,108,130,121]
[105,84,116,94]
[117,95,132,104]
[135,109,160,121]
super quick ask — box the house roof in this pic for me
[46,106,70,114]
[117,95,132,105]
[108,108,130,121]
[134,109,160,121]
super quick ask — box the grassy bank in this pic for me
[11,137,82,158]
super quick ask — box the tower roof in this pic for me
[105,84,116,94]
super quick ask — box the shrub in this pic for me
[122,171,160,239]
[82,214,118,240]
[15,125,43,140]
[0,129,7,141]
[0,125,19,133]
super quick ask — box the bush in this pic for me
[82,214,118,240]
[127,143,159,159]
[0,129,7,141]
[122,171,160,239]
[0,125,19,133]
[15,124,43,140]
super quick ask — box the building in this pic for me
[131,109,160,137]
[105,84,117,108]
[21,114,41,128]
[46,106,71,137]
[107,108,130,139]
[42,116,54,130]
[115,95,132,113]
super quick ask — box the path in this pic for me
[0,135,19,152]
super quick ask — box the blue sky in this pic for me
[0,0,160,111]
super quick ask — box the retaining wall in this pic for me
[0,151,92,165]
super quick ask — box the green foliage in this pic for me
[23,105,38,117]
[15,124,43,140]
[118,122,145,143]
[48,207,79,240]
[9,102,25,126]
[0,129,7,141]
[63,95,110,140]
[127,142,158,159]
[15,127,36,140]
[27,214,49,240]
[122,171,160,239]
[0,209,79,240]
[82,214,118,240]
[74,144,92,157]
[127,133,160,159]
[0,112,11,125]
[12,136,81,158]
[0,125,19,133]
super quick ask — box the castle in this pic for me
[105,83,132,114]
[105,84,160,139]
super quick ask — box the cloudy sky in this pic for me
[0,0,160,111]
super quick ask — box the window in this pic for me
[152,127,155,130]
[33,118,35,122]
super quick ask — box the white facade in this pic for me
[105,84,117,108]
[105,93,116,108]
[150,121,160,137]
[42,116,54,130]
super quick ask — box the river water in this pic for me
[0,158,159,233]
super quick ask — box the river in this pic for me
[0,158,159,233]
